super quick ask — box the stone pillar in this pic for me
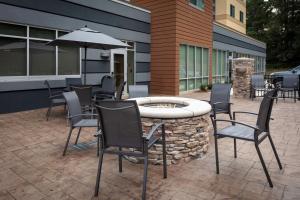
[232,58,254,98]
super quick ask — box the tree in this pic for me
[247,0,300,68]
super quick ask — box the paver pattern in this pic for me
[0,92,299,200]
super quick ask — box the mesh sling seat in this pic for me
[94,101,167,200]
[44,80,66,120]
[211,89,282,187]
[128,85,149,98]
[250,74,268,100]
[62,91,99,156]
[279,75,299,103]
[207,83,233,119]
[71,86,94,114]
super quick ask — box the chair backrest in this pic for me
[44,80,53,97]
[63,91,82,125]
[210,83,232,112]
[251,74,265,88]
[282,75,299,89]
[256,89,277,133]
[115,81,127,101]
[71,86,92,107]
[96,101,144,149]
[128,85,149,98]
[66,78,82,89]
[101,75,115,92]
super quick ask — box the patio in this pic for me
[0,92,299,200]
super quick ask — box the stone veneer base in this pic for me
[141,114,210,165]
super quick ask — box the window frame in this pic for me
[0,21,81,81]
[189,0,205,11]
[240,11,244,23]
[179,44,209,92]
[230,4,235,18]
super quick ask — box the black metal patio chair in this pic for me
[71,85,94,114]
[211,89,282,187]
[94,101,167,200]
[62,91,99,156]
[250,74,268,100]
[95,75,116,100]
[206,83,233,119]
[44,80,66,121]
[65,77,82,91]
[278,75,299,103]
[128,85,149,98]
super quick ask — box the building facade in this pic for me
[214,0,246,34]
[132,0,266,95]
[0,0,266,113]
[0,0,151,113]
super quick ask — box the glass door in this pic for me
[110,49,127,92]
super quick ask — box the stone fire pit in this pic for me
[131,97,211,165]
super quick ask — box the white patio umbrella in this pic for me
[48,27,129,84]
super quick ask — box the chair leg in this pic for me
[234,138,237,158]
[74,127,82,145]
[63,128,73,156]
[294,89,296,103]
[255,143,273,187]
[214,136,219,174]
[118,147,122,173]
[142,156,149,200]
[97,135,100,157]
[46,102,53,121]
[94,150,104,197]
[162,125,167,178]
[268,135,282,170]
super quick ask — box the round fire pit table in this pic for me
[130,96,211,165]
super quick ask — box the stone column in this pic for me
[232,57,254,98]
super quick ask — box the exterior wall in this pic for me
[0,0,151,113]
[215,0,246,34]
[131,0,213,96]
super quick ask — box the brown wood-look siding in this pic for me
[131,0,213,96]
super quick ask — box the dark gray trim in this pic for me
[213,33,266,53]
[0,88,62,114]
[65,0,150,23]
[0,0,150,34]
[136,62,150,73]
[136,42,150,53]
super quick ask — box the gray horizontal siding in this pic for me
[0,3,151,43]
[82,60,110,73]
[65,0,150,23]
[213,24,266,49]
[213,41,266,57]
[136,42,150,53]
[135,72,150,82]
[0,0,150,34]
[136,62,150,73]
[213,33,266,53]
[136,53,151,63]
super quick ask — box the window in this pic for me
[189,0,205,10]
[212,49,229,83]
[0,22,80,78]
[179,44,209,92]
[240,11,244,23]
[230,4,235,18]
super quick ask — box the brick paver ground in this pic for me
[0,92,299,200]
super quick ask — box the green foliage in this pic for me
[247,0,300,68]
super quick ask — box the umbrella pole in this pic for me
[84,46,87,85]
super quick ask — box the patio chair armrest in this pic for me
[68,113,98,119]
[145,122,164,141]
[49,94,63,99]
[213,119,260,131]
